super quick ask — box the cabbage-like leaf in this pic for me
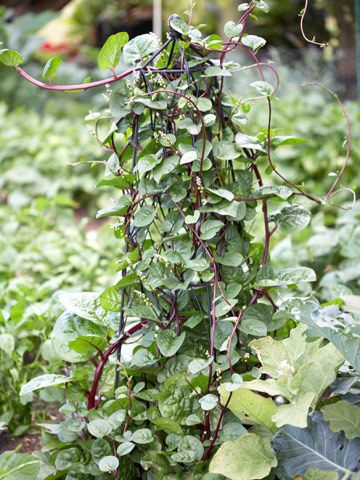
[273,412,360,479]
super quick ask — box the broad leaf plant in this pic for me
[1,1,359,479]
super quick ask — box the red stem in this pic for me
[87,320,147,409]
[16,65,141,92]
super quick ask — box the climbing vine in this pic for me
[1,1,359,479]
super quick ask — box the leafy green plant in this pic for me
[0,103,107,211]
[1,1,359,479]
[0,200,116,434]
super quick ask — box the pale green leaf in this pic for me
[123,33,160,64]
[224,21,243,38]
[219,385,276,431]
[132,205,156,227]
[250,81,273,96]
[0,334,15,355]
[272,392,315,428]
[257,266,316,287]
[209,433,277,480]
[20,374,70,396]
[131,428,154,444]
[87,419,112,438]
[98,456,119,473]
[200,219,224,240]
[322,401,360,439]
[241,35,266,51]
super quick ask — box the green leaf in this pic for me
[271,135,309,147]
[51,311,105,363]
[235,133,265,152]
[58,292,105,324]
[202,200,241,218]
[133,97,167,110]
[91,439,112,464]
[131,428,154,444]
[250,81,273,96]
[109,82,130,120]
[206,187,235,202]
[20,374,70,396]
[241,35,266,51]
[157,374,194,422]
[272,391,315,428]
[156,330,186,357]
[249,325,343,408]
[96,174,136,190]
[42,56,62,82]
[272,204,311,233]
[173,435,204,463]
[131,348,157,367]
[169,17,191,35]
[185,210,200,225]
[257,266,316,287]
[68,335,107,355]
[151,417,183,435]
[199,394,218,411]
[126,301,158,321]
[117,442,135,456]
[273,413,360,479]
[216,251,243,267]
[96,195,132,219]
[177,117,202,135]
[187,258,209,272]
[55,448,82,470]
[87,419,112,438]
[253,185,293,200]
[187,357,213,375]
[250,336,293,380]
[98,456,119,473]
[230,113,247,130]
[0,333,15,355]
[204,65,232,77]
[219,385,277,431]
[132,205,156,227]
[99,287,120,312]
[240,303,274,336]
[209,433,277,480]
[224,21,243,38]
[98,32,129,70]
[0,49,23,67]
[322,401,360,439]
[123,33,160,64]
[255,1,269,13]
[200,220,224,240]
[153,155,179,183]
[296,300,360,372]
[238,3,250,11]
[0,452,39,480]
[213,140,240,161]
[180,150,198,164]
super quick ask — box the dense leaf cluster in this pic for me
[0,1,359,479]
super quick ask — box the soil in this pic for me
[0,431,41,454]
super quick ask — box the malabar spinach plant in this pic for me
[2,1,359,479]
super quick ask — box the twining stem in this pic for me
[300,0,327,48]
[87,320,147,409]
